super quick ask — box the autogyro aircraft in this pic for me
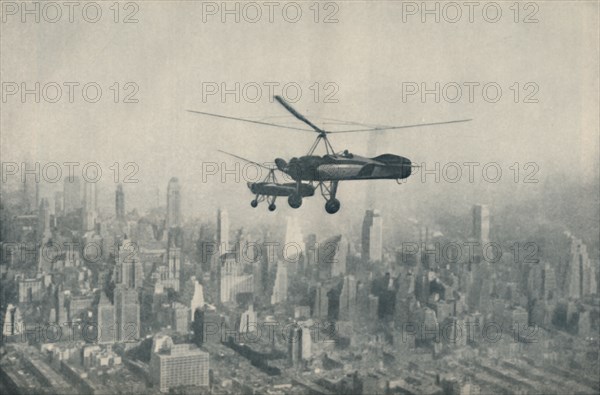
[217,150,315,211]
[189,96,471,214]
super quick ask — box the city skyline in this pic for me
[1,1,598,394]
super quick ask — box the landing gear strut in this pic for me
[268,196,277,211]
[320,181,341,214]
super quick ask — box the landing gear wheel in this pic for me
[325,199,340,214]
[288,194,302,209]
[251,200,258,208]
[268,203,276,212]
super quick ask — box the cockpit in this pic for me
[339,149,354,159]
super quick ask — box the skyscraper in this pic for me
[313,285,329,319]
[115,184,125,219]
[21,166,37,214]
[82,181,97,231]
[543,263,557,300]
[114,240,143,289]
[63,176,81,214]
[54,191,64,217]
[2,304,23,336]
[54,285,68,324]
[217,208,229,254]
[97,292,116,344]
[170,302,189,333]
[114,284,140,342]
[305,233,318,267]
[271,262,288,305]
[362,209,383,263]
[318,235,348,279]
[220,254,254,303]
[284,216,304,264]
[472,204,490,245]
[567,237,598,298]
[339,275,358,321]
[287,325,311,366]
[166,177,181,228]
[528,262,558,301]
[165,244,181,292]
[190,279,205,315]
[37,198,50,236]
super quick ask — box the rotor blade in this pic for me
[321,117,394,130]
[217,150,273,170]
[187,110,313,132]
[273,95,325,134]
[326,119,472,133]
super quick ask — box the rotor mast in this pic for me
[307,132,335,156]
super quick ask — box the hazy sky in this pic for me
[2,1,598,230]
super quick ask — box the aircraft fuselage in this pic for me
[279,153,412,182]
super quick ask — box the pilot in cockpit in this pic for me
[341,149,353,158]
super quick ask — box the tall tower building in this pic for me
[97,292,116,344]
[287,326,303,366]
[115,184,125,220]
[313,285,329,319]
[63,176,81,214]
[54,191,64,217]
[543,263,557,300]
[114,240,143,289]
[305,234,318,267]
[472,204,490,245]
[190,279,205,316]
[318,235,348,279]
[38,198,50,236]
[362,209,383,263]
[339,275,358,321]
[528,262,558,301]
[2,304,23,336]
[82,181,98,231]
[55,285,69,324]
[166,245,181,291]
[217,208,229,254]
[166,177,182,228]
[567,237,597,298]
[22,179,31,213]
[21,169,37,214]
[219,254,254,303]
[35,182,40,212]
[114,284,140,342]
[284,216,304,264]
[287,323,313,366]
[271,262,289,305]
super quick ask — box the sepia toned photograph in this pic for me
[1,1,599,394]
